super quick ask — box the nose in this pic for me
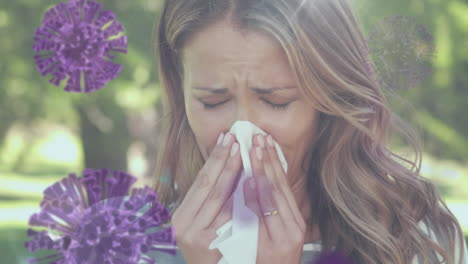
[233,100,258,125]
[225,101,266,141]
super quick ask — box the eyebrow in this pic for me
[194,86,297,94]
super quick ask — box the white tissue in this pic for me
[208,120,288,264]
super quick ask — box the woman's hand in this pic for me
[243,134,307,264]
[171,132,242,264]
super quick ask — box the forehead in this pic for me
[182,19,291,74]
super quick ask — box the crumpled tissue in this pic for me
[208,120,288,264]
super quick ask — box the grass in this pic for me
[0,173,63,199]
[0,227,60,264]
[0,227,32,264]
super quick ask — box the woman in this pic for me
[152,0,468,263]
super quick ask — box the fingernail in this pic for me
[223,133,232,146]
[217,133,225,145]
[267,135,273,147]
[230,143,239,157]
[256,147,263,160]
[258,135,265,148]
[249,177,256,189]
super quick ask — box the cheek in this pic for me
[189,104,225,135]
[186,103,226,158]
[267,109,317,167]
[266,109,311,144]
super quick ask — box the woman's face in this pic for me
[182,19,318,181]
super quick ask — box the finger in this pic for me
[174,133,235,225]
[253,134,273,183]
[260,142,302,243]
[243,177,270,247]
[254,134,300,224]
[265,134,307,231]
[244,134,263,216]
[210,195,234,230]
[194,139,242,229]
[250,145,286,241]
[261,140,305,244]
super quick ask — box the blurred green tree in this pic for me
[354,0,468,162]
[0,0,163,173]
[0,0,467,172]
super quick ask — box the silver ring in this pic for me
[263,210,279,217]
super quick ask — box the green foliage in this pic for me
[0,0,162,173]
[353,0,468,162]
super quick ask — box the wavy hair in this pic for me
[152,0,466,263]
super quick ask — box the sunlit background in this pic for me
[0,0,467,263]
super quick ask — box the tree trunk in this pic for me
[77,102,131,171]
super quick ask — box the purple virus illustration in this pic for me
[33,0,127,93]
[24,168,176,264]
[367,15,436,90]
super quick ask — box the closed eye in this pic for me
[201,99,291,111]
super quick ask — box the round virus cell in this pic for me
[24,168,176,264]
[32,0,128,93]
[367,15,436,91]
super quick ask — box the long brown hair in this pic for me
[152,0,466,263]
